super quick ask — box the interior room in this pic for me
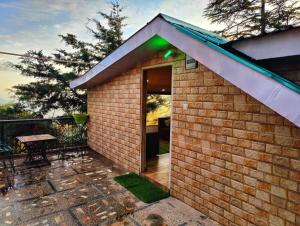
[142,65,172,189]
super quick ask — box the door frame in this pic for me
[139,63,174,188]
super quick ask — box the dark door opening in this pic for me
[141,65,172,189]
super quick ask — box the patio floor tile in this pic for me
[17,211,78,226]
[0,149,216,226]
[93,178,126,196]
[60,185,103,208]
[0,181,54,203]
[70,196,126,226]
[14,192,65,222]
[49,174,86,192]
[0,205,19,225]
[131,197,216,226]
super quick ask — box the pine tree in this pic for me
[0,102,32,119]
[12,1,126,116]
[12,50,87,115]
[204,0,300,39]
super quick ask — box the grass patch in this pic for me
[114,172,169,203]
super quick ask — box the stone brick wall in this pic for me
[170,52,300,226]
[87,48,300,226]
[87,69,141,172]
[87,51,176,172]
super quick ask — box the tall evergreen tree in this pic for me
[204,0,300,39]
[12,1,126,116]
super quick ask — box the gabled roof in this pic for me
[70,14,300,127]
[161,14,300,95]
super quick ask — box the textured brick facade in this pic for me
[87,49,300,226]
[87,52,174,172]
[171,52,300,226]
[87,69,141,172]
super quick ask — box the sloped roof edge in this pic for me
[70,14,300,127]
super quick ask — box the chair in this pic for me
[72,125,87,157]
[52,119,87,160]
[56,125,86,160]
[57,134,74,160]
[0,144,15,172]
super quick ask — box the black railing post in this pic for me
[0,117,86,150]
[0,121,4,144]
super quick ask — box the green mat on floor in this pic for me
[114,172,169,203]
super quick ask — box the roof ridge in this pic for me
[159,13,227,45]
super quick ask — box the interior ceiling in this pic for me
[146,66,172,94]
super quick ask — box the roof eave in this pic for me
[70,16,300,128]
[70,16,166,89]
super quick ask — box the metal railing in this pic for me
[0,117,87,153]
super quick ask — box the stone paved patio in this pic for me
[0,149,216,226]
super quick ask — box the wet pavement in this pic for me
[0,149,216,226]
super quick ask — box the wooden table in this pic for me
[16,134,56,165]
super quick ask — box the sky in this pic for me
[0,0,213,104]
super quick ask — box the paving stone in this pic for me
[60,185,102,208]
[70,197,127,226]
[8,172,47,188]
[71,162,108,174]
[0,181,54,204]
[17,211,78,226]
[93,178,125,196]
[109,216,135,226]
[49,174,86,192]
[132,197,215,226]
[15,193,65,222]
[81,168,109,179]
[43,166,78,180]
[12,167,38,177]
[42,159,68,170]
[113,190,148,212]
[0,205,19,225]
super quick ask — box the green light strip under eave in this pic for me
[164,49,173,58]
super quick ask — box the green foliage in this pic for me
[12,50,87,115]
[12,1,126,116]
[0,102,33,119]
[146,95,169,114]
[51,119,87,147]
[204,0,300,39]
[72,113,88,125]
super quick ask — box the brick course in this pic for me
[171,51,300,226]
[87,69,141,172]
[87,49,300,226]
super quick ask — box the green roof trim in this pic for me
[160,14,228,45]
[161,14,300,94]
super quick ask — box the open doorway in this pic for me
[141,65,172,189]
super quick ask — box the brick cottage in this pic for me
[71,14,300,226]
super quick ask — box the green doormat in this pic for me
[114,172,169,203]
